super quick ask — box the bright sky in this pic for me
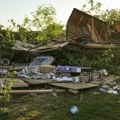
[0,0,120,27]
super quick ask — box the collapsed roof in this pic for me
[66,8,108,41]
[12,40,70,52]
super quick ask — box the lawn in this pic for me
[0,87,120,120]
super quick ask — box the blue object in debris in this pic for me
[56,66,81,73]
[99,88,106,92]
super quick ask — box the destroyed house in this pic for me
[66,8,108,42]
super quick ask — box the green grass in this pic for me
[0,88,120,120]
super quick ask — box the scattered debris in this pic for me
[56,66,81,73]
[38,65,55,73]
[0,80,5,88]
[113,85,120,90]
[102,75,120,84]
[100,69,108,76]
[108,81,117,86]
[51,92,58,97]
[107,89,118,94]
[99,88,106,93]
[70,105,79,114]
[12,40,70,53]
[68,89,79,94]
[0,69,8,75]
[79,94,83,102]
[93,92,100,96]
[29,56,54,66]
[0,55,119,96]
[73,76,80,83]
[1,8,120,99]
[102,85,110,89]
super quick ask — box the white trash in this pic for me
[107,89,118,94]
[70,105,79,114]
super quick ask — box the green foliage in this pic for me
[82,0,120,35]
[22,5,65,42]
[100,9,120,27]
[17,25,28,42]
[82,0,102,15]
[0,5,64,45]
[31,4,56,30]
[0,25,15,106]
[51,46,117,74]
[36,22,65,41]
[0,73,15,115]
[1,90,120,120]
[0,25,15,61]
[0,79,12,103]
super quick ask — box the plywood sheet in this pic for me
[49,83,98,90]
[21,78,70,85]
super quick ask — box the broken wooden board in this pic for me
[0,66,11,69]
[79,43,120,49]
[102,75,120,84]
[68,89,79,94]
[49,83,98,90]
[0,78,29,88]
[29,42,69,53]
[9,66,26,71]
[21,78,70,85]
[12,40,35,51]
[0,89,66,94]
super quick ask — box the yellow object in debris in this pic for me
[12,70,17,75]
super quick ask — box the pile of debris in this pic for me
[0,56,119,95]
[1,8,120,95]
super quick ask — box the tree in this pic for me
[23,5,65,42]
[82,0,120,38]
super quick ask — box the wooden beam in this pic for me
[77,16,83,38]
[77,16,83,26]
[94,26,102,41]
[87,24,92,35]
[87,18,92,24]
[0,89,66,94]
[99,29,104,37]
[91,18,101,41]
